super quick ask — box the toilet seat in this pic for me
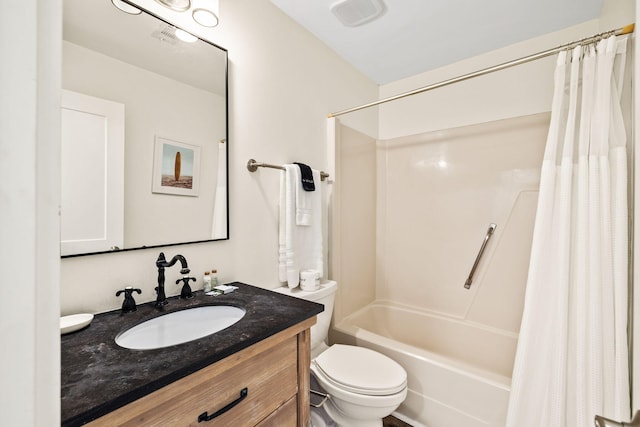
[313,344,407,396]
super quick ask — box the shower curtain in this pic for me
[506,35,629,426]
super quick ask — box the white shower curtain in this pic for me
[506,35,629,427]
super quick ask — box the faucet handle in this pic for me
[176,277,196,299]
[116,286,141,313]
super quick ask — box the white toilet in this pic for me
[274,281,407,427]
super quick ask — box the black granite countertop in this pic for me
[61,282,323,426]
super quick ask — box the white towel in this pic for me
[295,165,313,226]
[278,170,288,282]
[279,165,323,288]
[296,184,312,226]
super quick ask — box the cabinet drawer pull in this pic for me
[198,387,248,423]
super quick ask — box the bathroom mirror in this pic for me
[61,0,228,257]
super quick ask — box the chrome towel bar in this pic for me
[464,223,497,289]
[247,159,330,181]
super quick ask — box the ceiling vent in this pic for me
[330,0,386,27]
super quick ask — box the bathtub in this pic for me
[330,301,518,427]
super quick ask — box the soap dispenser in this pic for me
[211,269,219,288]
[203,271,212,292]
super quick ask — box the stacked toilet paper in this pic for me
[300,269,321,291]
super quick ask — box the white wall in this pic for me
[1,0,62,424]
[60,0,378,314]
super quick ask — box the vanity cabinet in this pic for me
[87,318,314,427]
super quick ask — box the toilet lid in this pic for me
[313,344,407,396]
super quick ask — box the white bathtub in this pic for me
[331,301,518,427]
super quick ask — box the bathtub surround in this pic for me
[330,114,548,426]
[507,35,631,426]
[379,114,547,330]
[327,3,635,426]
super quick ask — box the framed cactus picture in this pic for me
[152,136,200,196]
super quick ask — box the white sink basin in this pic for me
[115,305,246,350]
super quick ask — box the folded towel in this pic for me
[279,165,323,288]
[294,162,315,191]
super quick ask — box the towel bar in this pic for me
[247,159,330,181]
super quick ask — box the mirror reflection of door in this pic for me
[61,90,124,256]
[61,0,228,256]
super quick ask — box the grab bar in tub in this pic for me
[463,223,497,289]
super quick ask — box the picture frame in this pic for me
[152,136,201,196]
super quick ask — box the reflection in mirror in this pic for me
[61,0,228,257]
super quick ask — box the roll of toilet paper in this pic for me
[300,269,320,291]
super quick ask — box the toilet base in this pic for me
[322,398,383,427]
[311,372,383,427]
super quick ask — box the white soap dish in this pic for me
[60,313,94,335]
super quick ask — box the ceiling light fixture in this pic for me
[111,0,142,15]
[154,0,191,12]
[192,5,219,28]
[152,0,220,28]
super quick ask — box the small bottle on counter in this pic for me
[203,271,212,292]
[211,269,219,288]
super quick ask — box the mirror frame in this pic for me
[61,0,229,258]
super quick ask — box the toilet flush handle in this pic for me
[310,389,330,408]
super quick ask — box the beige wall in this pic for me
[60,0,378,315]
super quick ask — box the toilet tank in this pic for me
[273,281,336,355]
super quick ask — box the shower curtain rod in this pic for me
[328,23,635,118]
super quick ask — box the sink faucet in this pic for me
[155,252,191,308]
